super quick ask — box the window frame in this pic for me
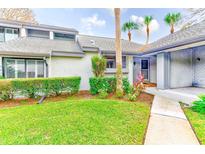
[53,32,75,41]
[104,55,127,69]
[27,29,50,39]
[3,58,46,79]
[140,59,150,81]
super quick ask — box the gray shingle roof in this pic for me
[143,21,205,53]
[0,37,83,57]
[0,18,78,33]
[78,35,142,54]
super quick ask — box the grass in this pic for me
[0,98,150,145]
[184,108,205,144]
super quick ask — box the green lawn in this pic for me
[0,98,150,144]
[184,108,205,144]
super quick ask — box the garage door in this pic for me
[194,47,205,87]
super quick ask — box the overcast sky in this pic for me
[33,8,186,44]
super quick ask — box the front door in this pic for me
[141,59,149,81]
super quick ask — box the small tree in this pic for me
[122,21,139,41]
[144,16,153,44]
[91,56,107,77]
[164,13,181,34]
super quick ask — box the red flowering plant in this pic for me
[127,73,145,101]
[134,73,145,93]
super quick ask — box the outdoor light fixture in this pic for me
[197,57,201,61]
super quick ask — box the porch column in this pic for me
[157,52,170,89]
[127,56,133,84]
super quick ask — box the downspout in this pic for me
[49,51,52,77]
[43,57,48,78]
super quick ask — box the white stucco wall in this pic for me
[133,57,141,82]
[193,46,205,87]
[150,56,157,83]
[48,53,134,90]
[48,52,97,90]
[170,49,193,88]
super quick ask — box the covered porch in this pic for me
[156,45,205,89]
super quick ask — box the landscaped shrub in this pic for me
[98,89,108,99]
[91,56,107,77]
[0,77,81,100]
[0,76,5,79]
[0,80,13,101]
[191,94,205,114]
[11,77,81,98]
[89,77,130,95]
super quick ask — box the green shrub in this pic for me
[126,85,141,102]
[127,93,137,101]
[0,80,13,101]
[98,89,108,99]
[12,77,81,98]
[91,56,107,77]
[0,77,81,100]
[192,94,205,114]
[89,77,130,95]
[0,76,5,79]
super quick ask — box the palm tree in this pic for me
[122,21,139,41]
[144,16,153,44]
[114,8,123,97]
[164,13,181,34]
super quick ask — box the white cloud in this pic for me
[81,14,106,34]
[106,8,128,16]
[130,15,160,35]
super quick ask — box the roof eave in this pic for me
[139,35,205,56]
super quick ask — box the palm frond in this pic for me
[121,21,140,32]
[144,16,153,25]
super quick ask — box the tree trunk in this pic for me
[146,25,150,44]
[114,8,123,97]
[170,24,174,34]
[128,31,131,41]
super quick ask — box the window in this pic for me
[27,60,36,78]
[0,27,19,42]
[4,27,19,41]
[37,61,44,77]
[0,27,5,42]
[106,56,116,68]
[141,59,149,80]
[4,58,45,79]
[105,56,126,69]
[27,29,49,39]
[54,32,75,41]
[5,59,15,78]
[141,60,148,69]
[17,59,26,78]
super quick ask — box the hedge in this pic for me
[0,77,81,100]
[89,77,130,95]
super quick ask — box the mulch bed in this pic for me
[0,91,154,109]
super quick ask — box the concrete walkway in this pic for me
[144,96,200,145]
[145,87,203,105]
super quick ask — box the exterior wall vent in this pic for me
[90,40,95,45]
